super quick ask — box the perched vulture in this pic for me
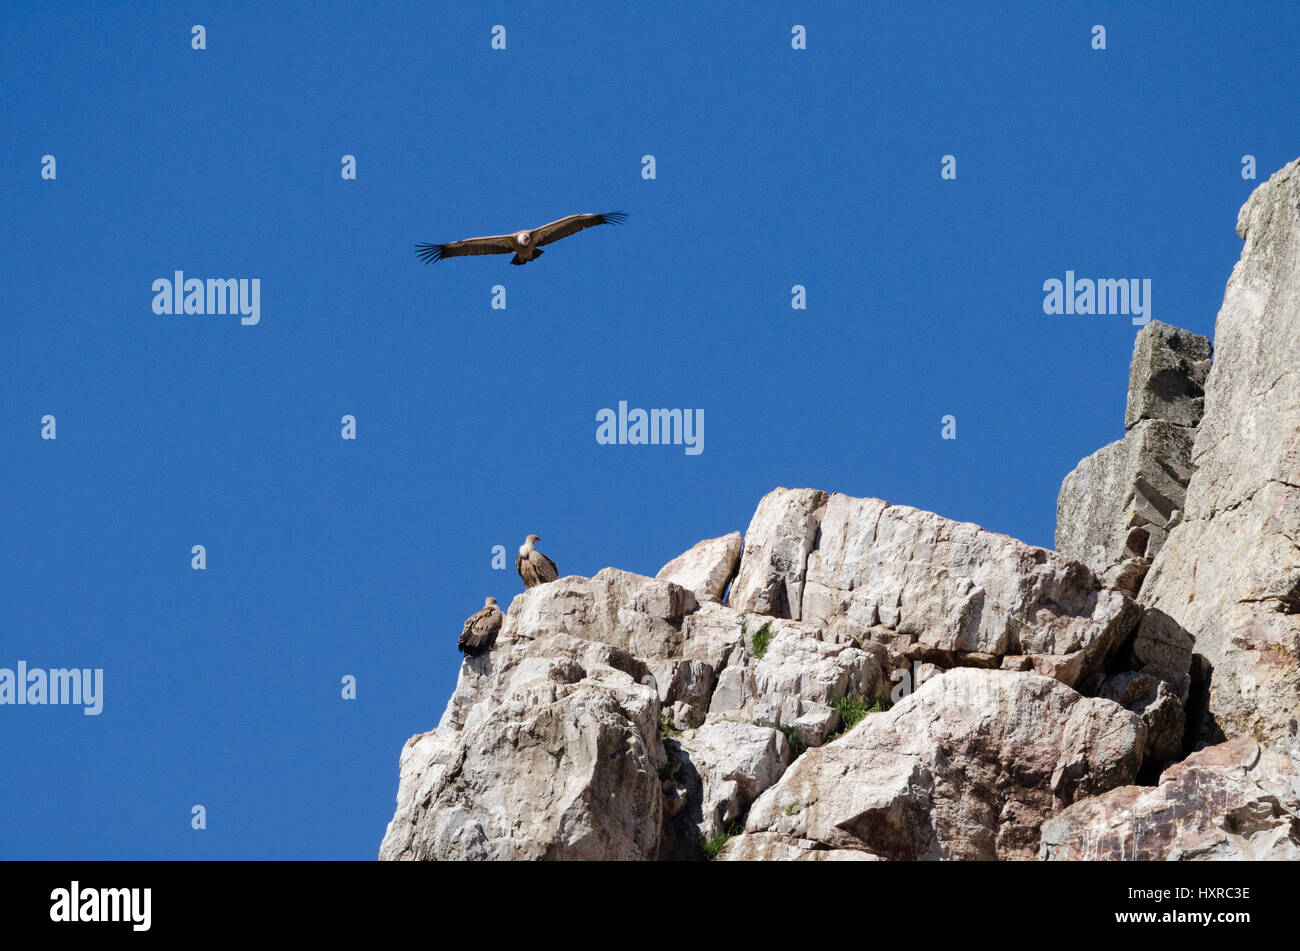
[458,596,504,657]
[415,212,626,266]
[516,534,559,589]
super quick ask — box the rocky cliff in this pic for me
[1137,159,1300,762]
[379,158,1300,861]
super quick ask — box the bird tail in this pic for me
[414,242,445,263]
[510,255,524,266]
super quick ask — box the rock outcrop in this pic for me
[659,719,791,859]
[1136,158,1300,759]
[729,488,826,618]
[379,633,665,860]
[380,491,1165,861]
[724,669,1146,860]
[736,488,1141,689]
[656,531,742,603]
[706,616,888,747]
[1056,320,1211,597]
[379,156,1300,863]
[1040,736,1300,860]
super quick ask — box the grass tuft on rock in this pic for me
[701,821,744,861]
[826,695,892,741]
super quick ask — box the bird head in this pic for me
[517,231,531,245]
[525,534,541,545]
[485,596,498,608]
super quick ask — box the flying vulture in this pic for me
[415,212,627,266]
[516,535,559,589]
[459,597,504,657]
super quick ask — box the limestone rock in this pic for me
[706,616,887,747]
[379,634,664,861]
[438,633,653,737]
[720,832,879,861]
[650,657,715,730]
[502,567,698,661]
[1137,157,1300,757]
[1125,319,1213,430]
[1040,736,1300,860]
[1057,319,1210,595]
[659,720,790,858]
[727,669,1146,860]
[798,493,1139,687]
[657,531,742,603]
[679,600,748,671]
[1097,670,1185,777]
[729,488,827,618]
[1056,420,1197,595]
[1127,607,1196,701]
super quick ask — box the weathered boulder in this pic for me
[648,600,750,730]
[1097,670,1185,778]
[502,567,698,660]
[1080,606,1197,775]
[438,631,654,736]
[1126,608,1197,701]
[729,488,827,618]
[732,489,1141,688]
[1125,319,1213,430]
[379,634,664,860]
[652,658,715,730]
[659,719,790,859]
[1040,736,1300,860]
[706,616,887,747]
[726,669,1146,860]
[678,600,748,671]
[1137,157,1300,757]
[657,531,742,603]
[1056,421,1197,595]
[1056,320,1211,596]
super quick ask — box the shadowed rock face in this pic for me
[1137,158,1300,758]
[1125,320,1213,430]
[1057,320,1211,598]
[724,669,1146,861]
[1053,362,1207,769]
[1040,736,1300,860]
[659,719,791,860]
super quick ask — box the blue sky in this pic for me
[2,1,1296,858]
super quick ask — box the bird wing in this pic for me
[516,552,540,588]
[459,607,502,653]
[533,212,626,248]
[531,550,559,583]
[459,607,487,648]
[415,233,517,263]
